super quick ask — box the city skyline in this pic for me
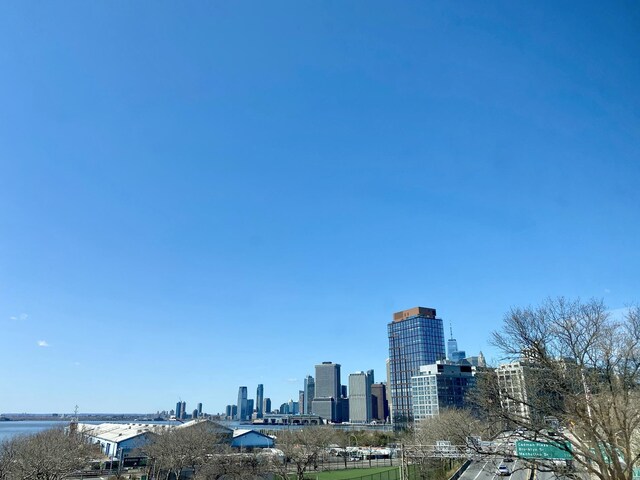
[2,1,639,413]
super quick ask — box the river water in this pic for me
[0,419,293,442]
[0,421,70,442]
[0,419,387,442]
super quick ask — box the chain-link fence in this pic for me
[302,467,400,480]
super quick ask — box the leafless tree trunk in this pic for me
[485,298,640,480]
[194,446,273,480]
[3,427,97,480]
[272,427,333,480]
[0,437,19,480]
[142,421,231,480]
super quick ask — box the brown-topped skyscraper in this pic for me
[387,306,445,426]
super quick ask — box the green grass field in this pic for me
[303,466,400,480]
[301,460,463,480]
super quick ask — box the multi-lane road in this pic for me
[460,457,530,480]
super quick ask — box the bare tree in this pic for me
[326,429,354,469]
[400,412,480,480]
[193,446,273,480]
[272,427,333,480]
[7,427,97,480]
[485,298,640,480]
[143,421,231,480]
[0,437,20,480]
[412,410,486,447]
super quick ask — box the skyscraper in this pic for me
[303,375,315,414]
[447,325,458,360]
[312,362,341,422]
[388,306,446,425]
[348,370,374,423]
[180,401,186,420]
[447,324,466,363]
[371,383,389,422]
[175,401,182,420]
[236,386,248,421]
[315,362,341,398]
[256,384,264,419]
[263,397,271,414]
[197,402,202,417]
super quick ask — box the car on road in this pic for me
[497,465,511,476]
[503,457,514,462]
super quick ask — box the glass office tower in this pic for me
[387,306,445,426]
[256,384,264,419]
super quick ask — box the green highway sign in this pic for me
[515,440,573,460]
[589,442,624,465]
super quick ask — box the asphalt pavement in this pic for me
[459,457,530,480]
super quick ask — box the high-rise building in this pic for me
[313,362,342,422]
[388,306,446,425]
[464,351,487,367]
[371,383,389,422]
[175,401,182,419]
[496,361,534,422]
[303,376,315,414]
[366,369,374,384]
[386,358,392,422]
[315,362,341,398]
[180,401,186,420]
[256,384,264,419]
[349,370,374,423]
[299,390,305,414]
[197,403,203,417]
[411,362,476,421]
[447,324,467,363]
[236,386,248,421]
[263,397,271,414]
[340,397,349,422]
[247,399,254,418]
[288,399,299,415]
[447,323,458,360]
[312,397,335,421]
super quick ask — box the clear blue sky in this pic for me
[1,1,639,414]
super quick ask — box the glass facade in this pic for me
[256,384,264,418]
[303,375,315,414]
[236,386,248,421]
[388,307,446,425]
[411,363,476,421]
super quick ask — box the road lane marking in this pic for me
[472,460,491,480]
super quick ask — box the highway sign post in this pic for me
[515,440,573,460]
